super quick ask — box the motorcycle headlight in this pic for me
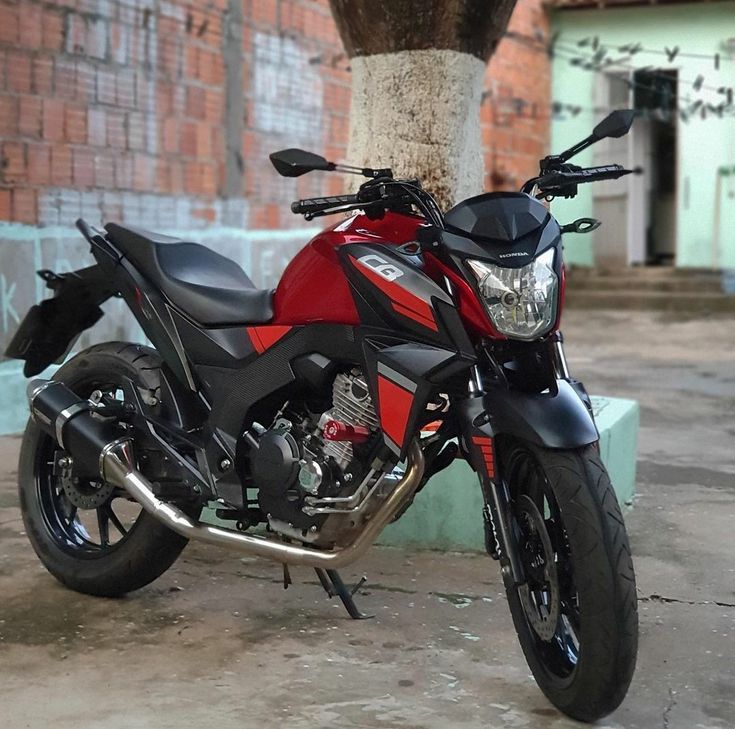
[467,248,558,340]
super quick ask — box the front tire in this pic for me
[498,440,638,722]
[18,342,199,597]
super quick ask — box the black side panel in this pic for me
[5,266,115,377]
[458,379,599,450]
[362,340,474,457]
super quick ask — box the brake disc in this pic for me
[59,455,115,510]
[516,494,560,642]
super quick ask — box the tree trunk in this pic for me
[329,0,517,209]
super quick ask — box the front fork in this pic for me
[462,333,573,588]
[458,389,525,587]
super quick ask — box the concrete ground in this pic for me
[1,309,734,729]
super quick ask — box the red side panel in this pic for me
[248,325,292,354]
[349,255,439,332]
[377,375,414,450]
[471,435,496,479]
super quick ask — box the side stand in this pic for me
[314,568,373,620]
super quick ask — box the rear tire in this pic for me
[498,440,638,722]
[18,342,199,597]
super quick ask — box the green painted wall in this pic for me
[378,396,639,552]
[551,2,735,268]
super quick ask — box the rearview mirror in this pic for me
[269,148,333,177]
[592,109,636,141]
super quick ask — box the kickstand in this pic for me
[314,568,373,620]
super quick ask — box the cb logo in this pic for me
[357,254,404,282]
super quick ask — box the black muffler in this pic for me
[27,379,126,472]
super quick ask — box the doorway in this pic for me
[634,69,678,265]
[592,70,679,267]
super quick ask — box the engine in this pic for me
[250,370,385,540]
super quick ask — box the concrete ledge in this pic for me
[378,396,639,552]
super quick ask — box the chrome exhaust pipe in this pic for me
[28,379,425,569]
[102,438,424,568]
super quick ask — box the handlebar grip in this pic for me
[291,194,360,215]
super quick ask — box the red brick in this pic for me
[50,144,72,186]
[114,155,133,189]
[42,99,65,142]
[97,68,117,105]
[161,117,178,154]
[7,51,32,93]
[0,189,11,220]
[204,89,222,124]
[132,153,152,191]
[110,21,128,65]
[65,106,87,144]
[94,153,115,188]
[158,36,180,77]
[87,108,106,146]
[185,86,206,120]
[156,81,174,117]
[0,4,19,45]
[116,69,136,107]
[75,61,96,101]
[73,147,95,187]
[54,58,76,99]
[169,160,184,195]
[19,1,42,48]
[196,122,212,157]
[0,95,19,136]
[32,57,53,95]
[106,111,126,149]
[127,111,145,151]
[18,96,42,137]
[27,143,51,185]
[155,159,171,192]
[180,120,197,157]
[12,188,36,224]
[42,9,64,51]
[1,142,26,184]
[183,44,198,80]
[252,0,278,26]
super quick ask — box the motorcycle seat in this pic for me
[104,224,274,326]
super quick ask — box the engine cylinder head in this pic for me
[321,373,378,469]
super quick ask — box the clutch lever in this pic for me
[560,218,601,235]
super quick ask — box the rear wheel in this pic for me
[498,440,638,722]
[18,342,199,597]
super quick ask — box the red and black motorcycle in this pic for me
[7,110,638,721]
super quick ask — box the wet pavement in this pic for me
[1,309,734,728]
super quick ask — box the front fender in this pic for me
[460,380,599,451]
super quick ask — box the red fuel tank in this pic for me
[272,212,422,326]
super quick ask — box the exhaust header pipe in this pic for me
[27,379,425,569]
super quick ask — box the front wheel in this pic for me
[498,440,638,722]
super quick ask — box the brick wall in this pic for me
[0,0,550,358]
[0,0,549,229]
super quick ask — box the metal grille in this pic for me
[321,372,378,468]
